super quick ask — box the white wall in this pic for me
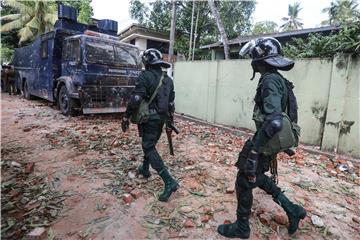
[174,55,360,157]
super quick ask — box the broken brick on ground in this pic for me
[1,94,360,240]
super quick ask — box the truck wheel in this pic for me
[23,81,34,100]
[58,85,77,116]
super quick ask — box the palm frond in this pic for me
[43,13,57,25]
[0,14,21,22]
[25,17,40,29]
[2,0,28,11]
[18,26,34,44]
[1,19,24,32]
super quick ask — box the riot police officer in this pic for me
[217,37,306,238]
[121,48,179,202]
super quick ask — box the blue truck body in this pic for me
[13,5,141,115]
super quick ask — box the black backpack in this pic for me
[155,73,173,114]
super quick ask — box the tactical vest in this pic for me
[147,70,172,115]
[253,72,300,155]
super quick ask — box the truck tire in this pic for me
[58,85,77,116]
[23,81,34,100]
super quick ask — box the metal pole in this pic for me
[168,0,177,76]
[192,5,200,61]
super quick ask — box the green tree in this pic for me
[283,23,360,58]
[1,46,14,63]
[252,21,278,35]
[0,1,19,49]
[322,0,360,25]
[128,0,255,60]
[129,0,149,25]
[219,0,255,39]
[280,2,304,31]
[77,0,93,24]
[0,0,57,45]
[60,0,94,24]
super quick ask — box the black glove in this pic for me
[121,117,130,132]
[246,150,259,183]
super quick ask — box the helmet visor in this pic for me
[239,39,256,57]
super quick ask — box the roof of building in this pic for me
[200,25,340,50]
[118,23,170,42]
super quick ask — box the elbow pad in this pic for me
[264,113,283,138]
[129,94,143,108]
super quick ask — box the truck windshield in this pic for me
[85,40,139,66]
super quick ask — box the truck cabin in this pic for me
[57,33,141,114]
[13,4,142,115]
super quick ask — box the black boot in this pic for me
[158,168,179,202]
[217,217,250,239]
[137,163,151,178]
[274,192,307,234]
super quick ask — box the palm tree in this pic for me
[1,0,57,45]
[322,0,359,25]
[280,2,304,32]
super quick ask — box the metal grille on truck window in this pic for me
[97,76,130,86]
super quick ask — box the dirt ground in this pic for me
[1,94,360,240]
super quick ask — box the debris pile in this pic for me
[1,160,66,239]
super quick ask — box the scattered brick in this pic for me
[201,215,211,223]
[123,193,133,204]
[223,219,232,224]
[183,219,195,228]
[352,216,360,223]
[130,189,141,199]
[226,187,235,194]
[27,227,47,240]
[259,213,272,226]
[25,162,35,174]
[203,207,213,215]
[10,190,20,199]
[272,213,288,225]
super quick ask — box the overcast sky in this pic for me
[91,0,334,33]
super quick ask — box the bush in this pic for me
[1,46,14,64]
[283,22,360,59]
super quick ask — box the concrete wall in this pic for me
[173,55,360,157]
[135,38,147,51]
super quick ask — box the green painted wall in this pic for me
[174,55,359,157]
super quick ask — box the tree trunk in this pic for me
[168,0,176,73]
[208,0,230,59]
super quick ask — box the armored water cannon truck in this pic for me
[13,5,141,115]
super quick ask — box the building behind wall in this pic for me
[118,23,183,63]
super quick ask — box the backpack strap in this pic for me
[278,73,298,123]
[148,71,165,105]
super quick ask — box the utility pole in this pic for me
[168,0,176,68]
[192,6,200,61]
[188,0,195,60]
